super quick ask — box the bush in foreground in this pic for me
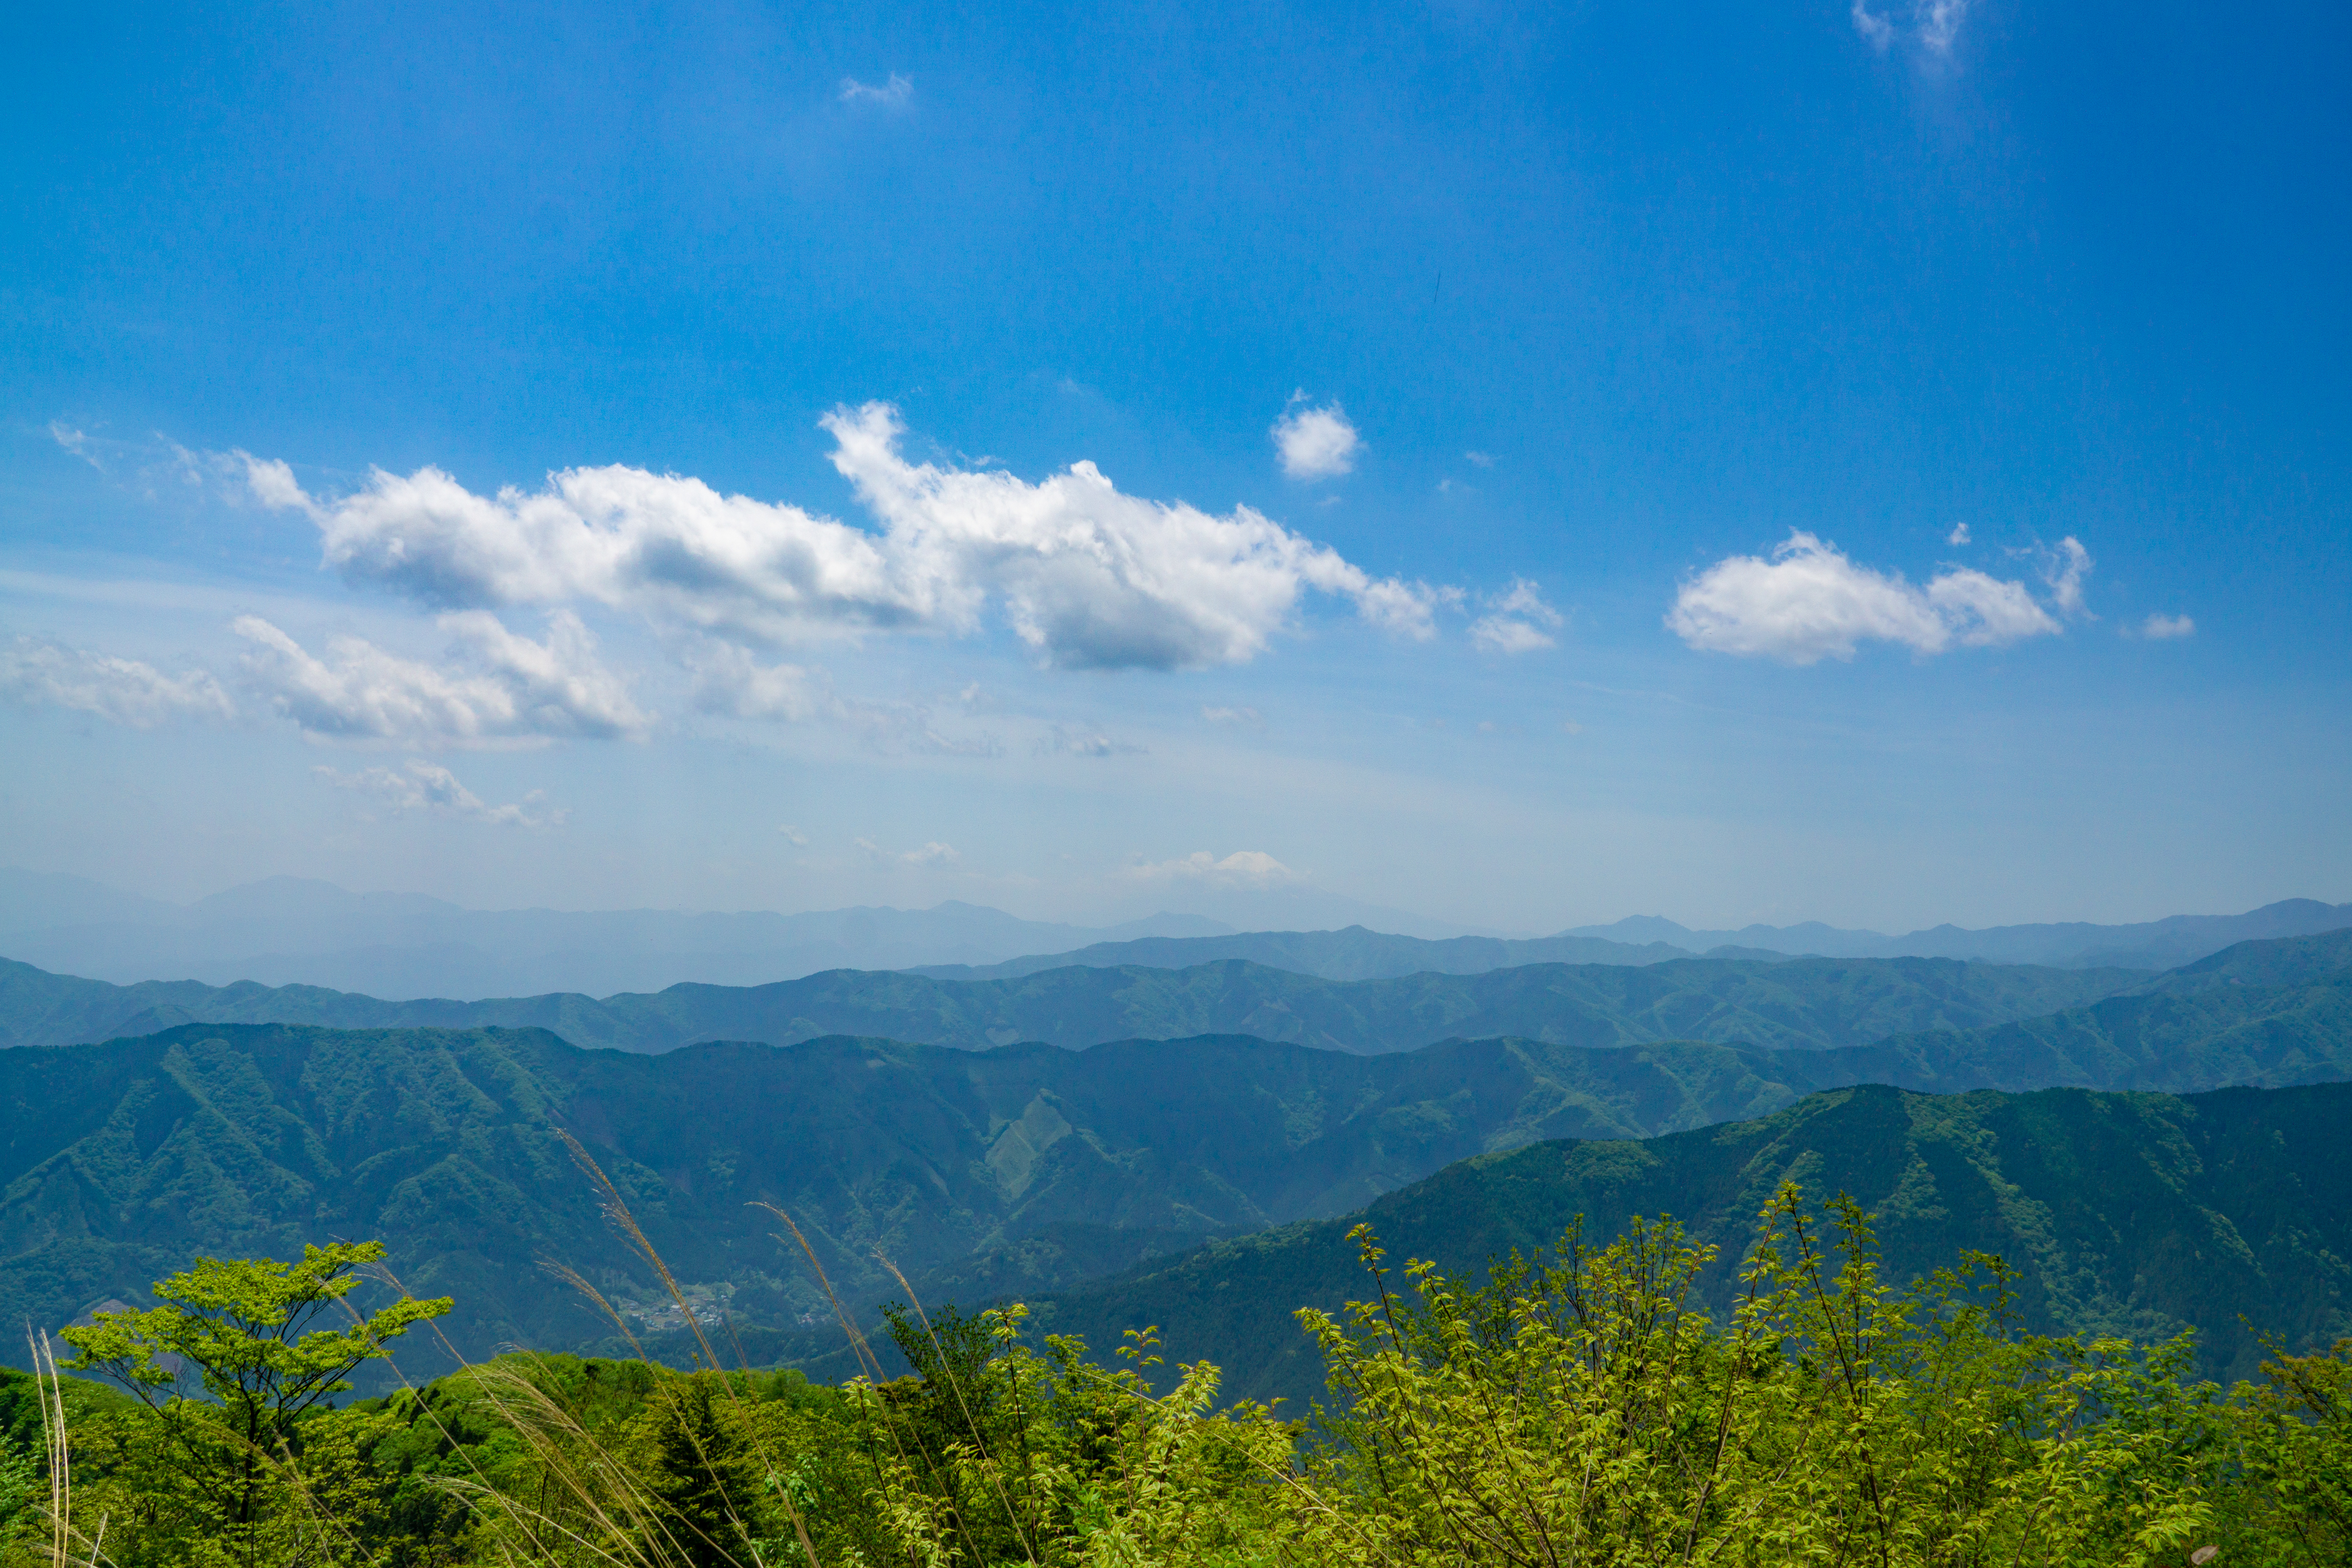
[10,1181,2347,1568]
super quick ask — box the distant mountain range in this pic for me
[2,928,2345,1387]
[0,869,1234,996]
[5,867,2343,998]
[0,949,2150,1056]
[926,898,2352,981]
[907,927,1743,980]
[1561,898,2352,969]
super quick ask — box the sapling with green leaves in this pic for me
[59,1241,450,1536]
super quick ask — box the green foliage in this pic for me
[24,1219,2352,1568]
[58,1239,450,1557]
[2222,1337,2352,1560]
[1271,1189,2330,1567]
[0,1431,33,1539]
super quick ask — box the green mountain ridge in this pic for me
[1029,1080,2352,1408]
[0,947,2150,1056]
[2,928,2347,1383]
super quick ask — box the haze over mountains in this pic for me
[0,950,2146,1055]
[5,862,2348,1397]
[2,928,2346,1391]
[930,898,2352,980]
[0,869,1235,996]
[5,866,2346,996]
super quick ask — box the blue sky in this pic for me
[2,0,2346,934]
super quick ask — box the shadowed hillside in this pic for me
[1032,1081,2352,1403]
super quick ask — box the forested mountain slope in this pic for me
[1034,1081,2352,1405]
[0,948,2145,1055]
[7,954,2351,1382]
[0,1022,1900,1373]
[1834,926,2352,1093]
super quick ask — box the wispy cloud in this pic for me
[242,401,1440,672]
[684,641,826,722]
[1851,0,1895,50]
[1272,394,1361,480]
[1034,724,1144,758]
[2035,537,2093,617]
[233,611,649,745]
[1852,0,1970,55]
[1470,578,1563,655]
[839,73,913,107]
[1668,531,2069,664]
[1918,0,1968,53]
[314,759,559,826]
[0,636,236,727]
[2133,613,2196,640]
[1464,450,1495,469]
[47,422,105,471]
[1200,705,1260,725]
[1129,849,1300,888]
[857,836,960,867]
[1947,522,1972,546]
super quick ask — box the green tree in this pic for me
[59,1241,451,1550]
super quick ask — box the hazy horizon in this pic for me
[7,862,2345,944]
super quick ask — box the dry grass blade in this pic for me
[555,1128,731,1377]
[546,1133,824,1568]
[750,1202,886,1387]
[868,1250,1042,1568]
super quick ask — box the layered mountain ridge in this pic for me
[0,950,2153,1056]
[1,928,2345,1388]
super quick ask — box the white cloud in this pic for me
[839,73,912,106]
[233,611,650,745]
[1,637,237,727]
[1200,705,1260,725]
[777,824,811,846]
[1667,531,2064,664]
[2135,613,2196,640]
[1947,522,1971,546]
[2036,536,2093,617]
[857,836,960,868]
[1129,849,1300,888]
[237,453,308,511]
[1464,451,1495,469]
[246,402,1438,672]
[1271,396,1361,480]
[1470,578,1563,654]
[314,759,557,826]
